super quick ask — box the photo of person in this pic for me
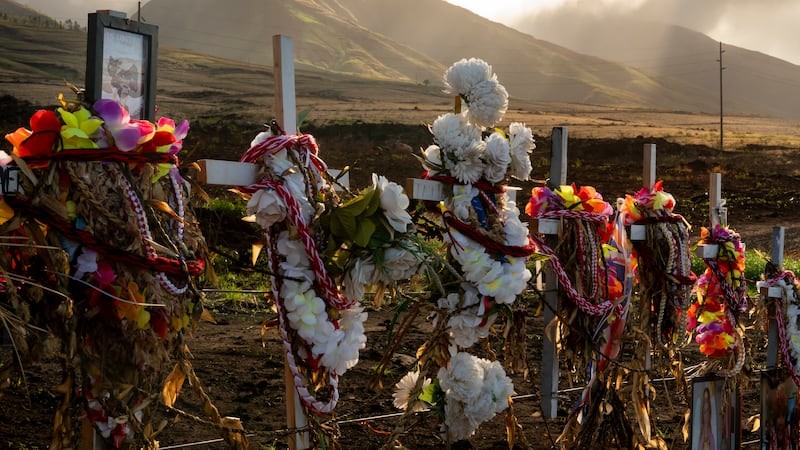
[101,27,147,119]
[694,381,718,450]
[762,369,800,450]
[692,376,739,450]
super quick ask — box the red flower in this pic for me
[8,110,62,160]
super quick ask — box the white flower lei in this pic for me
[758,276,800,375]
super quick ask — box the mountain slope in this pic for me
[514,11,800,118]
[138,0,443,84]
[324,0,718,110]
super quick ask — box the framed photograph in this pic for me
[85,12,158,121]
[691,375,740,450]
[762,369,800,450]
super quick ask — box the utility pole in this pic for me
[718,41,725,151]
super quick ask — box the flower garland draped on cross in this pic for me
[0,97,230,449]
[621,181,695,351]
[526,183,627,371]
[391,58,535,444]
[235,125,426,420]
[687,224,748,376]
[758,268,800,387]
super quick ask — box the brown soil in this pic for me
[1,94,798,449]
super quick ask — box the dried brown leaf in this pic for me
[161,363,187,407]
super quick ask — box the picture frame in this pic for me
[761,369,800,450]
[691,375,740,450]
[85,11,158,121]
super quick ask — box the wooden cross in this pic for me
[197,34,310,450]
[695,172,726,259]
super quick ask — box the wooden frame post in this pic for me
[541,127,567,419]
[709,172,726,228]
[765,226,785,369]
[272,34,310,450]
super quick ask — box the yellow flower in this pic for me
[58,107,103,149]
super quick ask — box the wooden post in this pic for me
[709,172,725,228]
[272,34,310,450]
[541,127,567,419]
[642,143,656,189]
[765,226,785,369]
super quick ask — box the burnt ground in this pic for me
[2,93,800,448]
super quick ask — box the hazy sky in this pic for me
[16,0,800,65]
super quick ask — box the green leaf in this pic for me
[419,378,443,405]
[339,188,375,216]
[353,217,376,247]
[297,109,312,130]
[365,185,381,216]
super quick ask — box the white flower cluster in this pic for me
[340,174,423,302]
[424,59,534,185]
[437,352,514,441]
[444,58,508,128]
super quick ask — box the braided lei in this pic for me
[687,225,747,375]
[758,271,800,387]
[237,129,423,416]
[621,180,695,349]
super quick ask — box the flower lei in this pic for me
[621,181,695,349]
[526,184,620,317]
[393,58,534,442]
[687,225,747,376]
[2,98,212,447]
[237,128,423,416]
[758,270,800,387]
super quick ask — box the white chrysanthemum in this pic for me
[443,58,493,98]
[373,174,413,233]
[503,215,530,248]
[478,359,514,412]
[246,189,287,228]
[438,352,484,402]
[431,113,481,155]
[482,132,511,184]
[442,398,476,441]
[392,371,431,412]
[464,79,508,128]
[449,140,485,184]
[448,311,496,348]
[422,144,443,174]
[441,398,475,442]
[380,246,421,282]
[508,122,535,181]
[451,185,479,221]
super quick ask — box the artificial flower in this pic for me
[482,131,511,184]
[245,188,287,228]
[393,371,432,412]
[507,122,534,180]
[437,351,484,402]
[373,174,412,233]
[57,107,103,149]
[379,246,421,282]
[449,140,485,184]
[443,58,508,127]
[5,109,61,159]
[93,98,155,151]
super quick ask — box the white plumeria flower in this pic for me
[373,173,412,233]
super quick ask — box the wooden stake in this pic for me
[541,126,567,419]
[709,172,725,228]
[272,34,310,450]
[766,226,785,370]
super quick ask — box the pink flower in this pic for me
[93,99,154,151]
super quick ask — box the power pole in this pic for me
[718,41,725,151]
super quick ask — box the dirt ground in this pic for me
[2,93,799,449]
